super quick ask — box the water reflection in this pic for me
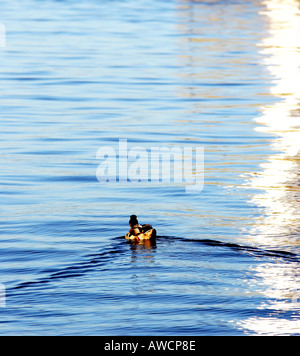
[129,239,157,264]
[241,0,300,335]
[174,0,270,236]
[248,0,300,247]
[176,0,300,335]
[129,240,157,296]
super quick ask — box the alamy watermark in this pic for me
[291,289,300,305]
[96,139,204,193]
[0,283,5,307]
[0,23,6,48]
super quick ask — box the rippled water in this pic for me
[1,0,300,335]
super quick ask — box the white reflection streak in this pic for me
[250,0,300,244]
[241,0,300,335]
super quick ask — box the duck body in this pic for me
[125,215,157,242]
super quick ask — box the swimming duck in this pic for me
[125,215,157,242]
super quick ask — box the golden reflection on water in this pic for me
[176,1,259,104]
[241,0,300,335]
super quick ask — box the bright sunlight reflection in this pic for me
[241,0,300,335]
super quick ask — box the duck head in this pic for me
[129,215,139,227]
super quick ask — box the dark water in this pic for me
[1,0,300,335]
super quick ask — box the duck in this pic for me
[125,215,157,242]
